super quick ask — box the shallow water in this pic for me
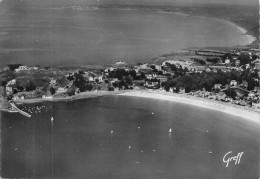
[0,5,247,67]
[1,96,259,178]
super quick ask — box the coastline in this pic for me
[118,90,260,125]
[222,20,257,46]
[110,7,257,47]
[185,14,257,46]
[10,91,125,104]
[8,89,260,126]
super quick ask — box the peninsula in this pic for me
[0,3,259,121]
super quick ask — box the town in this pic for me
[0,48,260,111]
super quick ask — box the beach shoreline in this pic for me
[9,91,125,104]
[223,20,257,46]
[118,90,260,125]
[7,89,260,126]
[128,7,257,46]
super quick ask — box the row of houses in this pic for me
[14,65,40,72]
[188,89,260,107]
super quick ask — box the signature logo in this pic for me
[223,151,243,167]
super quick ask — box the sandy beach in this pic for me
[8,89,260,126]
[118,90,260,126]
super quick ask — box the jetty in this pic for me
[10,102,31,118]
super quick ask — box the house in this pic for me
[115,61,127,65]
[230,80,238,86]
[56,87,67,93]
[247,92,255,99]
[225,58,230,65]
[7,79,16,86]
[214,84,222,90]
[139,63,149,69]
[104,67,116,73]
[49,79,57,86]
[98,75,104,82]
[5,79,17,95]
[5,86,13,95]
[254,63,260,70]
[241,80,248,89]
[235,60,240,66]
[217,92,227,101]
[156,76,168,85]
[12,94,25,100]
[144,81,159,89]
[146,74,153,80]
[169,87,174,92]
[205,68,211,73]
[254,87,260,94]
[12,94,19,100]
[30,66,40,71]
[154,65,162,71]
[15,65,30,72]
[178,88,185,94]
[88,75,95,82]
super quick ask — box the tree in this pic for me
[108,87,114,91]
[129,70,137,79]
[50,87,56,95]
[140,72,146,79]
[170,64,177,71]
[238,53,250,65]
[150,65,155,70]
[67,86,76,96]
[86,83,93,91]
[25,81,36,92]
[8,64,22,71]
[74,73,87,92]
[56,76,69,87]
[224,88,237,99]
[124,76,132,85]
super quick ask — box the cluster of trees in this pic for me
[162,69,259,93]
[107,68,145,81]
[221,53,259,66]
[107,68,139,89]
[206,58,221,64]
[7,64,23,71]
[0,70,16,86]
[162,62,189,76]
[67,71,93,92]
[193,58,206,65]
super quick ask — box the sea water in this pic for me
[0,5,248,67]
[1,95,259,178]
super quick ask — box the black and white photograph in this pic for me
[0,0,259,178]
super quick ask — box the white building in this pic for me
[15,66,30,72]
[56,87,67,93]
[230,80,238,86]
